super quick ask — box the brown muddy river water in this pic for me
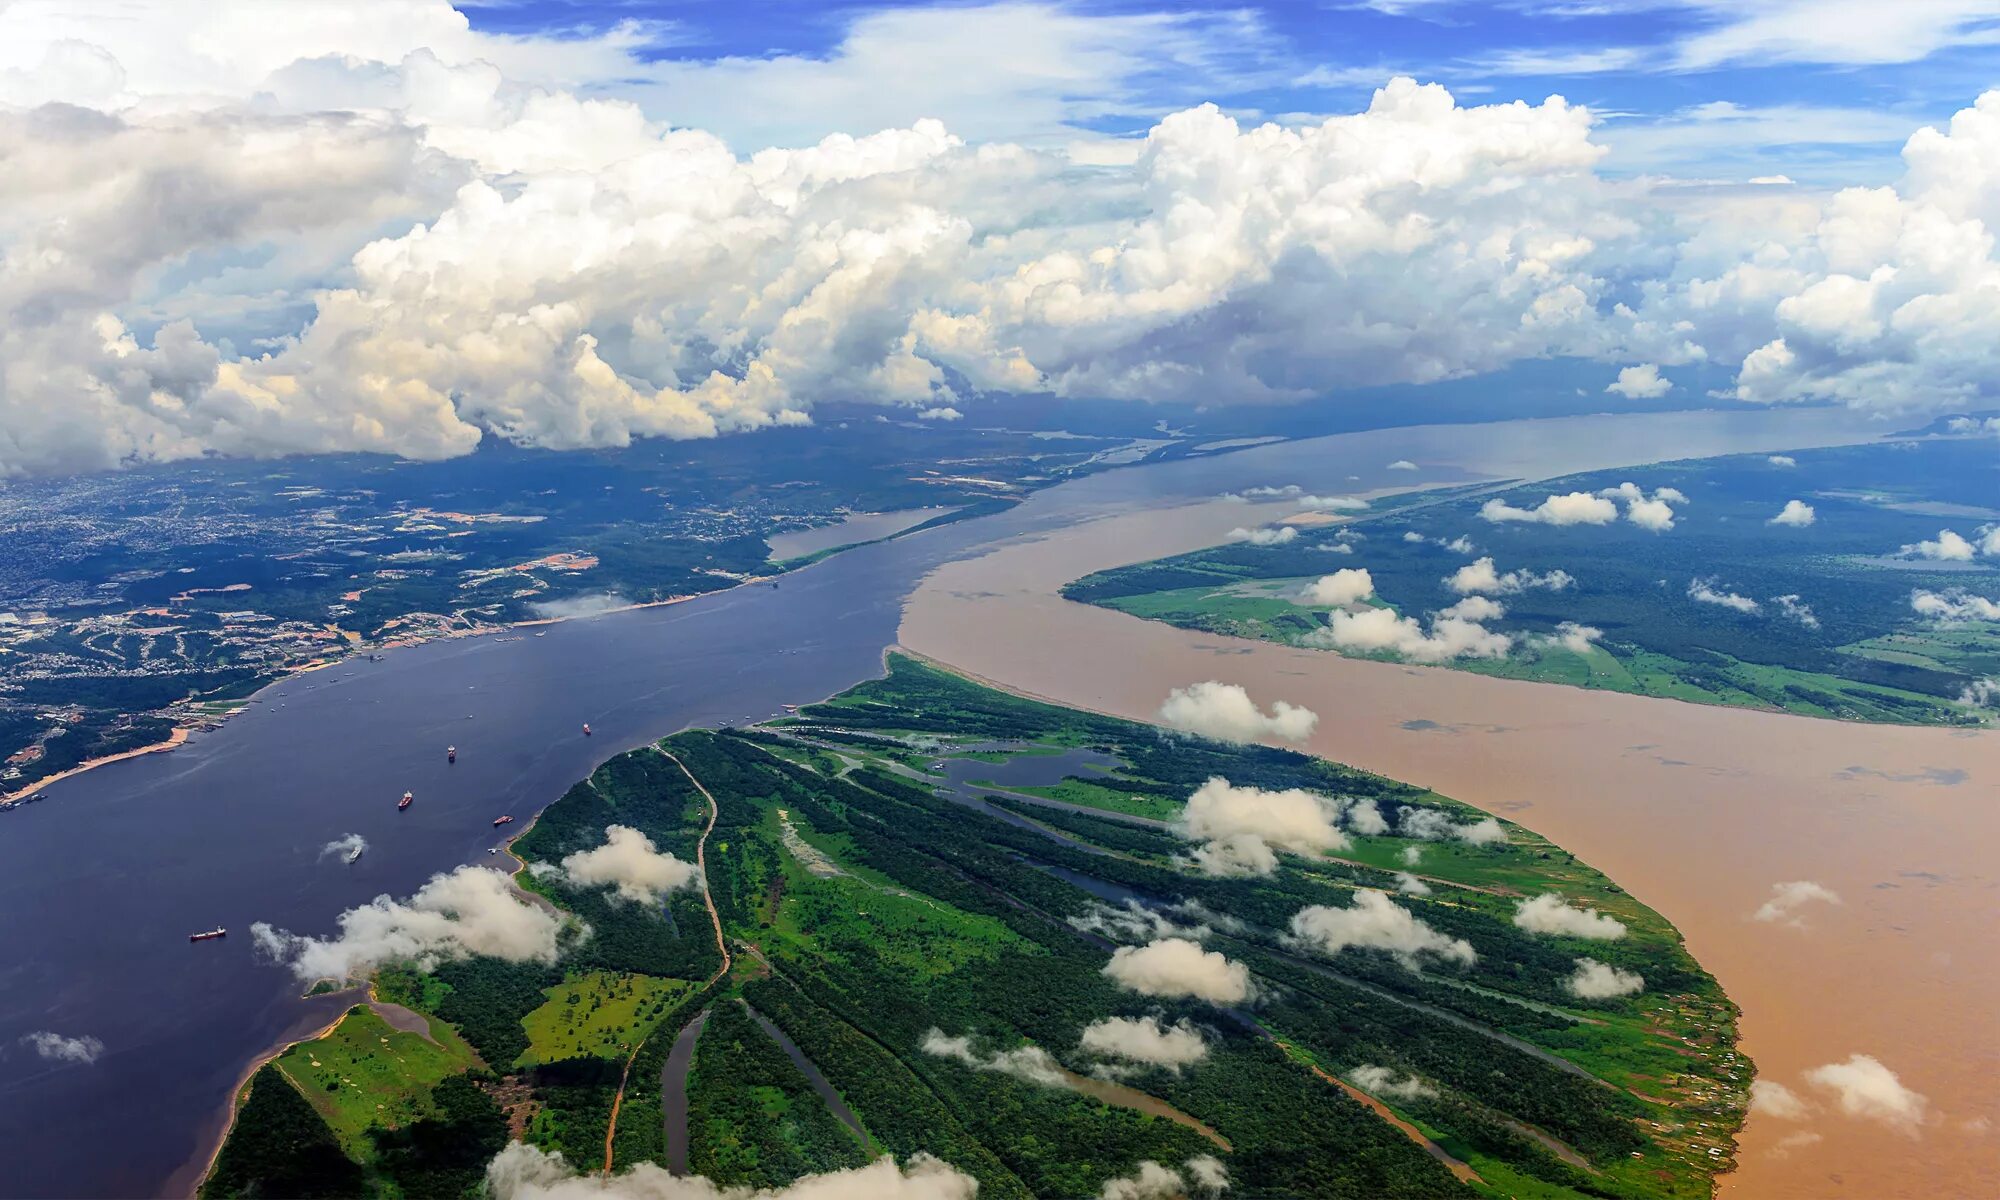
[901,417,2000,1200]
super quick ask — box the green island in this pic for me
[1067,434,2000,725]
[206,655,1747,1199]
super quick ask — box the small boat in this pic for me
[344,844,363,865]
[487,847,497,855]
[493,815,514,827]
[189,927,226,943]
[447,745,456,764]
[582,723,592,736]
[399,791,413,810]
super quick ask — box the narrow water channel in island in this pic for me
[741,1003,870,1147]
[0,405,1935,1199]
[661,1009,710,1176]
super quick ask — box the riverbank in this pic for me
[898,494,2000,1200]
[0,725,189,809]
[175,988,369,1198]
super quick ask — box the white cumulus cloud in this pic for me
[1345,797,1390,836]
[1178,777,1348,876]
[1958,677,2000,708]
[1902,529,1976,561]
[1772,594,1821,628]
[1514,894,1628,940]
[1299,568,1376,608]
[1077,1016,1209,1073]
[252,865,574,982]
[1606,363,1671,399]
[1770,499,1817,527]
[23,1032,104,1065]
[1541,621,1605,653]
[1596,481,1684,531]
[1752,880,1842,927]
[1751,1079,1812,1120]
[1804,1054,1929,1132]
[1688,577,1761,612]
[1310,605,1513,663]
[1479,492,1620,526]
[1102,938,1252,1005]
[1067,900,1209,944]
[1158,682,1318,744]
[1393,872,1432,895]
[921,1029,1071,1089]
[1444,556,1574,595]
[557,825,700,904]
[1399,807,1507,846]
[1911,588,2000,620]
[1564,958,1644,999]
[1227,525,1299,546]
[13,7,2000,479]
[1097,1156,1229,1200]
[1287,889,1476,968]
[1347,1064,1437,1101]
[1297,494,1369,512]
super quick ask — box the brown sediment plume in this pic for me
[899,496,2000,1200]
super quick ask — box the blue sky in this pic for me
[459,0,2000,184]
[4,0,1999,477]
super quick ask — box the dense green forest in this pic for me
[209,654,1745,1198]
[685,1000,874,1186]
[1067,436,2000,724]
[201,1065,366,1199]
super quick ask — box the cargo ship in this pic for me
[492,814,514,827]
[189,927,226,942]
[582,723,592,736]
[447,745,456,764]
[399,791,413,810]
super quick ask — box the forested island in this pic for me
[1067,435,2000,725]
[207,655,1746,1198]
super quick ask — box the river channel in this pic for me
[0,407,1906,1197]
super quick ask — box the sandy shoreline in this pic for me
[899,496,2000,1200]
[1,725,190,808]
[170,991,364,1197]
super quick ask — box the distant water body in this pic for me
[0,408,1884,1198]
[763,507,955,562]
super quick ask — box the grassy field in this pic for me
[758,804,1033,981]
[273,1006,481,1158]
[516,972,694,1066]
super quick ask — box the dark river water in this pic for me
[0,408,1880,1197]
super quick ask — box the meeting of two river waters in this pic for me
[8,6,2000,1197]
